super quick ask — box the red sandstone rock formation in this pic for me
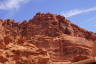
[0,13,96,64]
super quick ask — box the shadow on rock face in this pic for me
[87,62,96,64]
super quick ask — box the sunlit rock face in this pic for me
[0,13,96,64]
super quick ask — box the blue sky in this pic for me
[0,0,96,32]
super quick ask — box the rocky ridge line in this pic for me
[0,13,96,64]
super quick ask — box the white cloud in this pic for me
[0,0,30,10]
[61,7,96,17]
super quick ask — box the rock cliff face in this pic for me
[0,13,96,64]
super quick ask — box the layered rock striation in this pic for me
[0,13,96,64]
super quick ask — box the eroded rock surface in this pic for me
[0,13,96,64]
